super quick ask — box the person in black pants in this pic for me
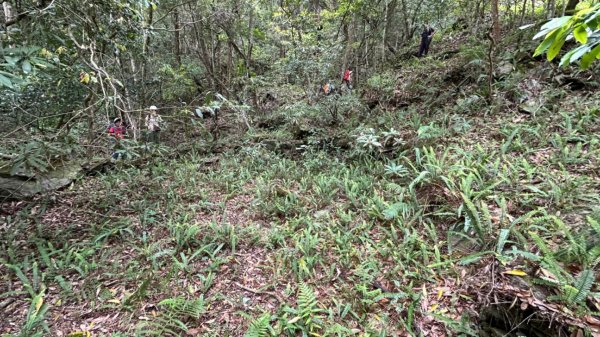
[418,25,435,57]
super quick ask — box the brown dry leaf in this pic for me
[186,328,201,336]
[585,315,600,326]
[539,268,559,282]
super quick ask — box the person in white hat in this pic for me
[145,105,163,144]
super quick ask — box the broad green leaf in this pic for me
[580,43,600,68]
[574,7,595,19]
[533,28,553,40]
[4,55,19,66]
[0,73,13,88]
[540,16,572,32]
[573,25,588,44]
[584,9,600,24]
[560,48,578,67]
[547,32,567,61]
[571,45,592,62]
[534,29,559,57]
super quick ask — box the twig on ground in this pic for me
[234,282,284,305]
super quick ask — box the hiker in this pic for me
[145,105,163,144]
[108,117,126,160]
[418,25,435,57]
[341,66,353,91]
[321,81,335,96]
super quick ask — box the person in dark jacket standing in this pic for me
[418,25,435,57]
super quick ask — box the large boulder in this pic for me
[0,162,85,200]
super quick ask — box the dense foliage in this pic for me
[1,0,599,336]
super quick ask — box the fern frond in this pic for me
[529,232,555,260]
[298,283,318,319]
[589,216,600,236]
[566,269,595,304]
[244,313,271,337]
[496,229,510,254]
[158,295,206,320]
[462,194,484,242]
[506,248,541,261]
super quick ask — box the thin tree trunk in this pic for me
[491,0,500,42]
[518,0,527,26]
[517,0,529,46]
[139,2,154,136]
[85,92,96,157]
[2,1,15,23]
[487,29,496,103]
[173,7,181,66]
[382,0,388,68]
[246,2,254,78]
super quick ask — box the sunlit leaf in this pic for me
[80,72,90,84]
[547,31,567,61]
[534,29,559,57]
[503,269,527,276]
[540,16,572,32]
[580,43,600,68]
[573,25,588,44]
[35,295,44,313]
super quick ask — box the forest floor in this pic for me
[1,34,600,337]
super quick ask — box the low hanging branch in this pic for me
[67,30,138,138]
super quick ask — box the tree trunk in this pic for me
[246,2,254,78]
[173,7,181,66]
[564,0,579,14]
[2,1,15,24]
[547,0,556,18]
[491,0,500,42]
[140,2,154,129]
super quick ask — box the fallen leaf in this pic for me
[503,269,527,276]
[67,331,91,337]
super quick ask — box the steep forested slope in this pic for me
[1,1,600,336]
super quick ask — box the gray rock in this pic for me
[0,162,84,199]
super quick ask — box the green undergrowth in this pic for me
[2,56,600,337]
[0,90,600,336]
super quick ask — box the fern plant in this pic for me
[136,296,206,336]
[17,290,49,337]
[281,283,324,336]
[564,270,595,305]
[244,313,272,337]
[529,231,597,309]
[158,296,206,320]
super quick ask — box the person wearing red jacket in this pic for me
[108,118,126,139]
[108,118,126,159]
[342,66,353,91]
